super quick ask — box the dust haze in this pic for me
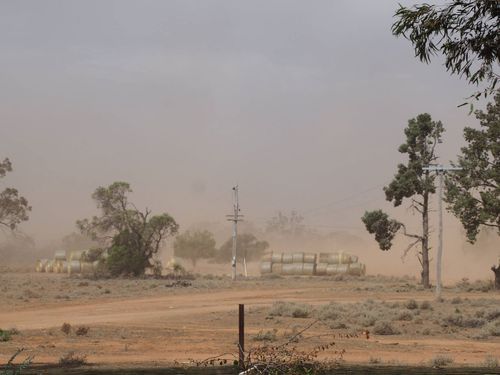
[1,0,498,283]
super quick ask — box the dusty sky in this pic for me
[0,0,493,262]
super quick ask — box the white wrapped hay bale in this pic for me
[271,253,283,263]
[315,262,328,276]
[303,253,316,264]
[282,263,304,275]
[54,250,66,261]
[68,260,81,275]
[261,253,272,262]
[282,253,293,264]
[260,261,272,274]
[326,264,349,275]
[348,263,366,276]
[271,263,283,275]
[302,263,315,275]
[292,252,304,263]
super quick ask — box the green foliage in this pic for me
[362,114,443,288]
[0,329,11,342]
[384,114,443,205]
[392,0,499,101]
[77,182,178,276]
[0,158,31,230]
[446,92,500,242]
[173,230,216,268]
[215,233,269,263]
[361,210,401,251]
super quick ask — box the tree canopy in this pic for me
[77,181,178,276]
[173,230,217,268]
[0,158,31,231]
[392,0,500,101]
[446,91,500,242]
[215,233,269,263]
[362,114,444,288]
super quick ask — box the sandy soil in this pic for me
[0,271,499,369]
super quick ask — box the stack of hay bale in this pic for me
[35,249,99,276]
[260,252,316,276]
[260,251,366,277]
[315,252,365,276]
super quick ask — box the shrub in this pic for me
[59,351,87,366]
[75,326,90,336]
[483,356,499,368]
[61,323,71,335]
[429,355,454,367]
[485,309,500,321]
[316,303,342,320]
[396,311,413,321]
[268,301,311,318]
[419,301,432,310]
[373,321,400,335]
[0,329,11,342]
[253,329,278,342]
[451,297,462,304]
[442,314,485,328]
[406,299,418,310]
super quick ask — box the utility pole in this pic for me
[226,186,243,280]
[422,165,462,300]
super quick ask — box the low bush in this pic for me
[253,329,278,342]
[61,323,71,335]
[483,355,499,368]
[442,314,485,328]
[396,311,413,321]
[268,301,312,318]
[373,321,400,335]
[0,329,11,342]
[419,301,432,310]
[75,326,90,336]
[59,351,87,366]
[430,354,454,367]
[406,299,418,310]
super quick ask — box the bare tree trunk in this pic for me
[492,265,500,290]
[421,192,430,289]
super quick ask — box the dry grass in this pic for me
[58,351,87,366]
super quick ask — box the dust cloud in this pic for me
[0,1,498,282]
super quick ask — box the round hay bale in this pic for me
[54,250,66,261]
[353,263,366,276]
[327,253,353,264]
[315,262,328,276]
[292,252,304,263]
[92,260,100,270]
[271,253,283,263]
[282,253,293,264]
[350,255,359,263]
[302,263,315,275]
[68,260,81,275]
[59,261,68,274]
[52,261,60,273]
[261,252,272,262]
[282,263,303,275]
[35,259,48,273]
[326,264,350,275]
[80,261,94,275]
[271,263,283,275]
[303,253,316,264]
[318,253,329,263]
[70,250,86,261]
[45,260,54,273]
[260,261,272,274]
